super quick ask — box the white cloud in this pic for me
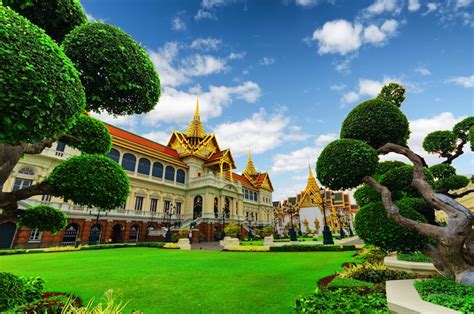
[446,75,474,88]
[228,51,246,60]
[194,9,216,20]
[366,0,401,15]
[142,81,261,125]
[408,0,421,11]
[190,37,222,51]
[341,77,403,105]
[212,108,307,156]
[455,0,472,9]
[141,131,171,144]
[415,66,432,76]
[272,146,322,173]
[85,11,105,22]
[195,0,239,20]
[295,0,334,7]
[147,42,228,87]
[172,16,186,31]
[315,133,338,146]
[330,84,346,91]
[92,112,138,129]
[259,57,276,66]
[422,2,439,15]
[312,19,399,55]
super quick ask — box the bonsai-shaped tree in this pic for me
[224,222,241,238]
[317,83,473,285]
[0,1,160,233]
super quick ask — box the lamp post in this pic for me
[286,205,298,241]
[336,209,346,239]
[164,205,175,242]
[247,213,253,241]
[88,209,107,245]
[319,190,334,245]
[221,207,227,240]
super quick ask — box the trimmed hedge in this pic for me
[270,244,356,252]
[18,205,68,234]
[64,114,112,155]
[327,277,374,290]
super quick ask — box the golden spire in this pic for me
[186,97,207,139]
[303,164,321,199]
[243,149,258,176]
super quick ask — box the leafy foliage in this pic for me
[317,139,378,190]
[48,155,130,209]
[64,114,112,154]
[0,6,85,144]
[470,125,474,151]
[224,222,241,238]
[358,246,387,264]
[354,184,380,207]
[423,130,457,155]
[3,0,87,43]
[453,116,474,141]
[295,288,388,313]
[354,201,428,253]
[0,272,25,311]
[415,277,474,313]
[18,205,67,234]
[327,277,374,290]
[397,252,431,263]
[429,164,456,180]
[374,161,407,180]
[62,22,160,115]
[269,244,356,252]
[21,277,45,304]
[436,175,469,191]
[340,263,416,283]
[379,165,413,192]
[376,82,406,107]
[340,98,409,148]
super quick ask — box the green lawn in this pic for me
[0,248,354,313]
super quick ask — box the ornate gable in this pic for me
[299,165,323,208]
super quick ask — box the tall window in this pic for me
[28,228,42,242]
[121,153,136,172]
[165,166,175,181]
[244,189,249,199]
[135,196,144,211]
[56,142,66,152]
[137,158,151,175]
[176,202,182,215]
[12,178,32,191]
[150,198,158,212]
[18,167,35,176]
[152,162,164,178]
[106,148,120,163]
[164,200,171,212]
[41,194,52,202]
[176,169,185,183]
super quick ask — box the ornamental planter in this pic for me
[384,254,438,276]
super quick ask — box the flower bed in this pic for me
[163,243,180,249]
[223,246,270,252]
[397,252,431,263]
[415,276,474,313]
[270,244,356,252]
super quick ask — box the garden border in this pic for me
[384,254,438,275]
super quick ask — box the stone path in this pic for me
[191,241,222,250]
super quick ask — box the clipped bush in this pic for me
[340,98,409,148]
[429,164,456,180]
[453,116,474,141]
[224,246,270,252]
[44,246,80,252]
[0,6,85,144]
[64,114,112,154]
[376,82,406,107]
[317,139,378,190]
[437,175,469,191]
[423,130,457,155]
[269,244,356,252]
[48,154,130,209]
[177,228,191,239]
[3,0,87,43]
[163,243,180,249]
[62,22,160,115]
[358,246,387,264]
[21,277,44,304]
[18,205,68,234]
[340,263,416,283]
[397,252,431,263]
[224,222,241,238]
[354,184,380,207]
[326,277,374,290]
[0,272,25,311]
[0,249,27,255]
[354,201,428,253]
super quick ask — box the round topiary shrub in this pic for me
[374,161,407,179]
[453,116,474,141]
[62,22,160,116]
[379,165,414,192]
[437,175,470,191]
[18,206,68,234]
[3,0,87,43]
[0,272,25,312]
[354,184,380,207]
[376,82,406,107]
[64,114,112,154]
[317,139,379,190]
[429,164,456,180]
[423,130,457,155]
[48,155,130,209]
[354,200,428,253]
[0,6,86,144]
[340,98,410,148]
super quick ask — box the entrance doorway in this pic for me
[62,223,79,246]
[0,222,16,249]
[193,195,202,220]
[112,224,123,243]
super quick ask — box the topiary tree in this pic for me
[0,3,160,234]
[224,222,241,238]
[317,83,474,285]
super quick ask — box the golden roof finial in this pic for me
[308,163,314,179]
[243,149,258,176]
[186,96,206,138]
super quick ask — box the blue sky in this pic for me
[83,0,473,201]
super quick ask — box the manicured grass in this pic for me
[0,248,354,313]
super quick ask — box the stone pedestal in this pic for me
[219,236,240,248]
[263,235,274,246]
[178,238,191,250]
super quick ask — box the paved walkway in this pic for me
[191,241,222,250]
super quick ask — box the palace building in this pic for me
[0,100,274,249]
[273,166,358,236]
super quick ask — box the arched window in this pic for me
[106,148,120,163]
[176,169,185,183]
[18,167,34,176]
[152,162,163,178]
[121,153,136,172]
[137,158,151,175]
[165,166,175,181]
